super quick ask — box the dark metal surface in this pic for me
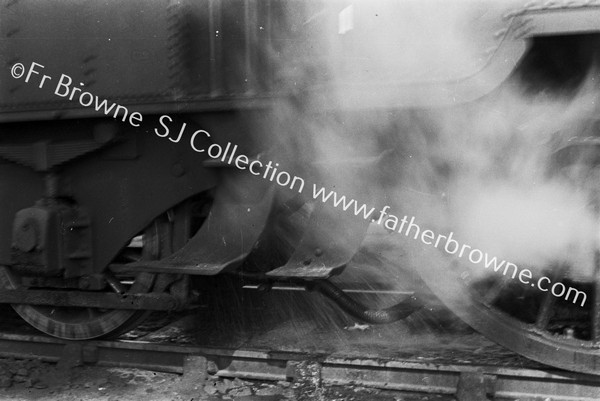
[111,175,274,276]
[593,250,600,342]
[11,201,93,279]
[0,119,218,273]
[0,289,179,311]
[9,1,600,120]
[267,202,370,279]
[269,157,379,279]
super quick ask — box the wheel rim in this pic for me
[0,268,154,340]
[414,253,600,375]
[0,195,209,340]
[411,161,600,375]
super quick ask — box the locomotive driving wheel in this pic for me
[0,268,156,340]
[0,197,206,340]
[413,148,600,375]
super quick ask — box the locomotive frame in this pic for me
[2,0,600,376]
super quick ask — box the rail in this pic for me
[0,333,597,400]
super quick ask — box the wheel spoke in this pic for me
[535,288,556,330]
[535,263,566,331]
[586,164,600,342]
[592,250,600,342]
[482,276,510,306]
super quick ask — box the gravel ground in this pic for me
[0,357,454,401]
[0,238,516,400]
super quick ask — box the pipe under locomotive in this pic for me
[1,0,600,375]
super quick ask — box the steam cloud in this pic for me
[264,1,600,287]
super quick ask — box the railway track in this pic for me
[0,330,598,400]
[0,284,598,400]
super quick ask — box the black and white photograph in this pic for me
[1,0,600,400]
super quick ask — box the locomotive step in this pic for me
[111,177,275,276]
[267,202,371,279]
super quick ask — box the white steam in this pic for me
[267,0,600,284]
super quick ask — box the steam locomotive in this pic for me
[2,0,600,375]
